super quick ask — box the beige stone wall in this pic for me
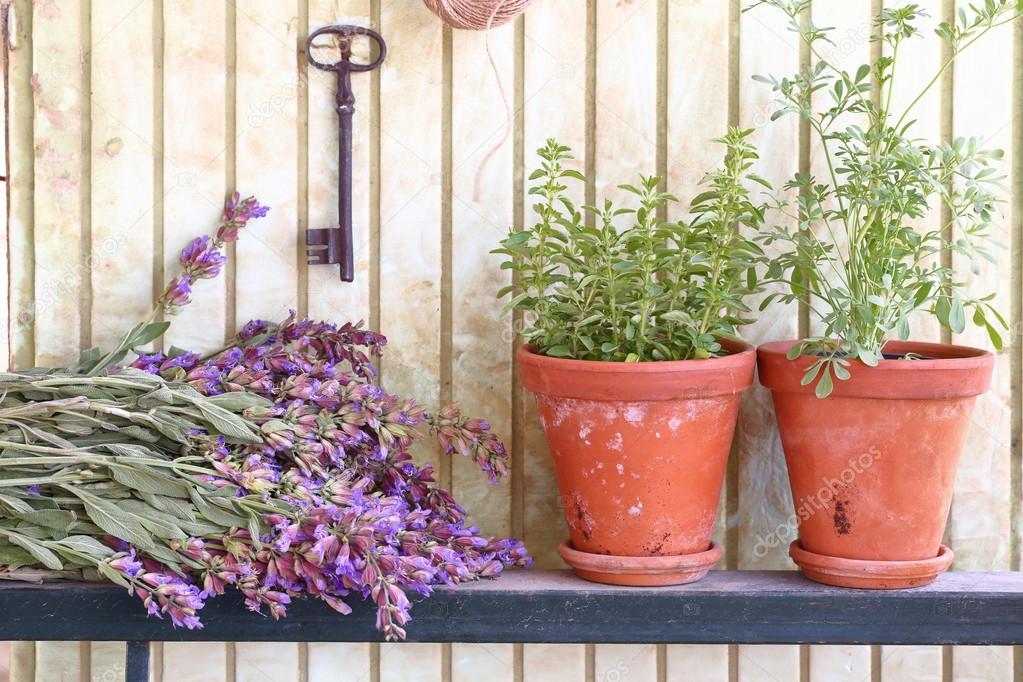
[1,0,1019,680]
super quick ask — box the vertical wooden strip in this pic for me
[593,0,656,204]
[522,644,585,682]
[30,2,86,674]
[591,1,659,675]
[949,3,1014,679]
[735,3,800,679]
[160,1,229,677]
[33,642,81,682]
[90,0,155,349]
[948,0,1013,571]
[91,642,126,682]
[233,0,300,329]
[1009,8,1020,682]
[449,11,514,545]
[32,0,84,367]
[307,0,372,324]
[162,643,228,682]
[518,1,592,677]
[879,3,946,678]
[594,644,657,682]
[0,2,8,372]
[880,647,942,682]
[7,0,34,371]
[520,0,587,570]
[666,645,728,682]
[308,643,372,682]
[451,644,514,682]
[734,0,799,572]
[234,643,300,682]
[804,3,875,677]
[233,8,301,678]
[809,645,870,682]
[376,2,444,680]
[663,0,732,676]
[379,644,443,682]
[161,0,227,354]
[10,642,34,682]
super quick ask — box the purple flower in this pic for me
[180,236,227,280]
[217,193,270,243]
[161,276,192,314]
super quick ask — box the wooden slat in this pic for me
[519,0,587,571]
[233,0,300,328]
[233,5,302,677]
[7,0,35,371]
[449,14,514,552]
[376,1,444,679]
[234,642,299,682]
[29,0,87,674]
[948,0,1013,572]
[736,3,801,679]
[33,642,80,682]
[162,643,227,682]
[522,644,585,682]
[379,643,442,682]
[880,645,942,682]
[452,643,514,682]
[809,645,870,682]
[519,3,588,677]
[160,1,229,678]
[91,641,126,682]
[307,643,372,681]
[89,0,155,349]
[161,0,227,354]
[805,4,876,677]
[0,2,8,372]
[666,644,728,682]
[306,0,373,324]
[591,1,660,676]
[881,4,947,679]
[31,0,84,368]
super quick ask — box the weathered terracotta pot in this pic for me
[757,339,994,589]
[518,339,755,586]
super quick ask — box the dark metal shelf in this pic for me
[3,569,1021,681]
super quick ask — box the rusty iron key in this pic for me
[304,25,386,283]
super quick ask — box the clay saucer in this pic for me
[789,540,954,589]
[558,540,722,587]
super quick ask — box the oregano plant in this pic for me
[751,0,1020,397]
[494,128,768,362]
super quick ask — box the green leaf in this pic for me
[110,464,190,498]
[63,487,156,552]
[7,533,63,570]
[53,535,115,561]
[14,510,76,532]
[814,366,834,399]
[132,321,172,347]
[948,297,966,333]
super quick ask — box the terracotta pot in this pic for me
[518,339,755,586]
[757,339,994,589]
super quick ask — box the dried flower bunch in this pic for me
[494,128,768,362]
[0,195,528,640]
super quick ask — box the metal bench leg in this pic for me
[125,641,151,682]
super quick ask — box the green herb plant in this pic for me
[494,128,768,362]
[751,1,1021,396]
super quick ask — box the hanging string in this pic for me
[424,0,535,201]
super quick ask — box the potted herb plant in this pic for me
[752,1,1020,588]
[494,130,766,585]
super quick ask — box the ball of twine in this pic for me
[423,0,535,31]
